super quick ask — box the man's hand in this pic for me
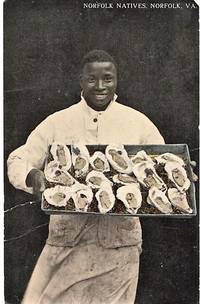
[190,161,198,182]
[26,168,46,199]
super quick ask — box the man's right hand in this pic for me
[26,168,46,198]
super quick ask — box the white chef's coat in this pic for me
[8,95,165,304]
[7,94,164,193]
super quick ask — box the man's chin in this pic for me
[87,99,111,111]
[94,99,111,109]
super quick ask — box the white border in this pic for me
[1,1,199,304]
[1,1,4,303]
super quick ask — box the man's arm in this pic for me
[140,116,165,144]
[7,116,54,194]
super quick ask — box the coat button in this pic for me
[93,118,98,122]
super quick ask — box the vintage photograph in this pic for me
[4,0,199,303]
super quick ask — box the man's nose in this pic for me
[95,79,104,90]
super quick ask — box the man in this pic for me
[7,50,164,304]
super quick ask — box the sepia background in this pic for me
[4,0,199,303]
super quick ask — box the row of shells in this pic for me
[43,143,192,214]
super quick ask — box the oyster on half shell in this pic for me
[50,142,72,170]
[95,182,115,213]
[71,144,90,178]
[112,173,138,186]
[105,144,132,174]
[165,162,190,192]
[130,150,154,167]
[168,188,192,214]
[155,153,185,166]
[132,161,166,192]
[44,161,75,186]
[71,183,93,212]
[147,187,173,214]
[116,184,142,214]
[86,170,112,189]
[90,151,110,172]
[43,185,71,207]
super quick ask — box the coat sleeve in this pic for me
[7,116,54,193]
[140,116,165,144]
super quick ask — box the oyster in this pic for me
[155,153,185,166]
[71,144,90,178]
[147,187,173,214]
[44,161,75,186]
[116,184,142,214]
[71,183,93,212]
[168,188,192,214]
[105,144,132,174]
[90,151,110,172]
[165,162,190,192]
[113,173,138,185]
[86,170,112,189]
[95,182,115,213]
[130,150,154,167]
[50,142,72,170]
[132,161,166,192]
[43,185,71,207]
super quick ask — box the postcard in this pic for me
[4,1,199,303]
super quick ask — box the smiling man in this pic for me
[80,59,117,111]
[7,50,164,304]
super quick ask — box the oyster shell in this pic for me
[90,151,110,172]
[105,144,132,174]
[50,142,72,170]
[44,161,75,186]
[165,162,190,192]
[112,173,138,185]
[71,144,90,178]
[86,170,112,189]
[147,187,173,214]
[71,183,93,212]
[132,161,166,192]
[95,182,115,213]
[43,185,71,207]
[116,184,142,214]
[130,150,154,167]
[155,153,185,166]
[168,188,192,214]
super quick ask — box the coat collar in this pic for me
[80,92,118,116]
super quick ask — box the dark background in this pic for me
[4,0,199,303]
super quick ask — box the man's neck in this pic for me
[85,101,111,112]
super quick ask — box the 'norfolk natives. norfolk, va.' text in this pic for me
[82,2,198,9]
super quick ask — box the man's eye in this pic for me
[104,76,113,82]
[88,77,95,83]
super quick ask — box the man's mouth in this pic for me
[94,94,108,100]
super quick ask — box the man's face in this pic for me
[80,61,117,111]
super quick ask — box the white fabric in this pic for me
[7,96,164,304]
[22,217,140,304]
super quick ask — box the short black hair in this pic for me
[81,49,117,70]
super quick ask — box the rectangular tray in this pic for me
[41,144,197,218]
